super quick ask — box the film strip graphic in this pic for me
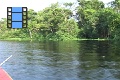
[7,7,27,28]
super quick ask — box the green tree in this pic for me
[27,9,38,39]
[77,0,104,38]
[109,0,120,13]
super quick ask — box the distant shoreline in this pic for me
[0,38,110,41]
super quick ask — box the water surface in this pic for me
[0,40,120,80]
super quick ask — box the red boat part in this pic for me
[0,67,13,80]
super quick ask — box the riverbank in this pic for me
[0,38,110,41]
[0,38,30,41]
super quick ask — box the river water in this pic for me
[0,40,120,80]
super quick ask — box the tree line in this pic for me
[0,0,120,41]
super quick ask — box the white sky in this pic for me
[0,0,114,19]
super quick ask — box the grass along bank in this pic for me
[0,37,110,41]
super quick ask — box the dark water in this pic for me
[0,40,120,80]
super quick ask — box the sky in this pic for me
[0,0,114,19]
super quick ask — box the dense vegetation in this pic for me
[0,0,120,41]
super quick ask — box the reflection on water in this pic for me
[0,40,120,80]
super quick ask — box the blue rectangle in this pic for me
[12,13,22,21]
[12,7,22,12]
[12,22,22,28]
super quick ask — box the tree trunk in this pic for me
[29,29,32,40]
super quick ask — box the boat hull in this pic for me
[0,67,12,80]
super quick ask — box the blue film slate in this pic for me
[12,13,22,21]
[7,7,27,28]
[12,7,22,12]
[12,22,22,28]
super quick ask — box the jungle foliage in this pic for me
[0,0,120,41]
